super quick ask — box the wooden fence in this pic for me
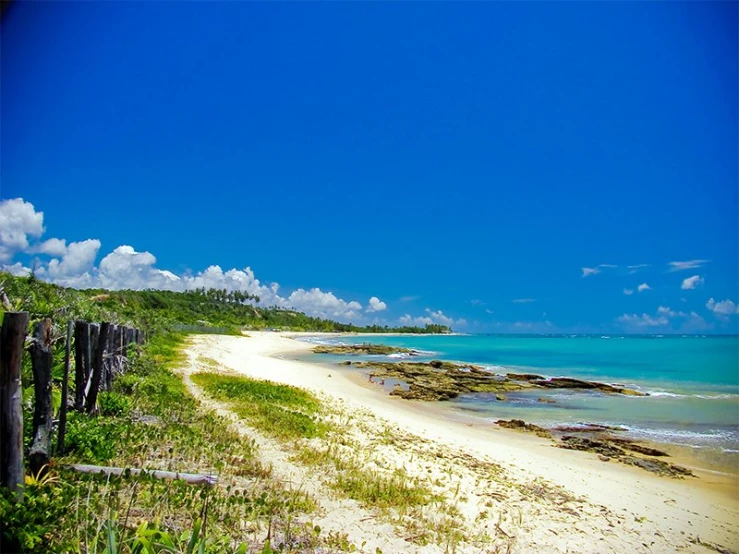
[0,313,143,498]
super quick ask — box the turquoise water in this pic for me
[304,335,739,458]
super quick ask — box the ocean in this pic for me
[302,334,739,469]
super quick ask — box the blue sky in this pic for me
[1,1,737,333]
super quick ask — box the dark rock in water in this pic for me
[341,360,352,365]
[496,419,551,438]
[559,436,690,478]
[604,437,669,457]
[495,394,506,401]
[559,435,626,458]
[554,423,627,433]
[314,344,414,356]
[622,456,693,478]
[390,384,459,401]
[537,397,556,404]
[532,377,647,396]
[507,372,545,381]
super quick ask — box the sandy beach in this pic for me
[181,331,739,553]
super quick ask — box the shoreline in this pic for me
[192,331,739,552]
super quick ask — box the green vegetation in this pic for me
[0,272,463,552]
[1,271,452,333]
[191,372,328,440]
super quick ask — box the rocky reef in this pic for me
[355,360,532,401]
[313,344,416,356]
[352,359,647,401]
[494,420,692,479]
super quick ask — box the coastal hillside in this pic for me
[0,273,451,334]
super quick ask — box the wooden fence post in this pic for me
[29,318,53,476]
[74,321,89,411]
[57,320,73,455]
[85,322,109,414]
[0,312,29,501]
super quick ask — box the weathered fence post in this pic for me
[74,321,90,411]
[85,322,110,413]
[0,312,29,501]
[29,318,53,476]
[57,320,73,455]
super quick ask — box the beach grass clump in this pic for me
[191,372,328,440]
[334,467,435,511]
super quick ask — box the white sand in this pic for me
[183,332,739,553]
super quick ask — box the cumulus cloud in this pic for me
[618,305,709,330]
[33,238,68,257]
[47,239,101,279]
[616,313,669,327]
[637,283,651,293]
[657,306,685,318]
[680,275,704,290]
[0,197,378,323]
[366,296,387,313]
[668,259,709,272]
[399,314,434,326]
[399,308,466,328]
[623,288,634,295]
[285,288,362,320]
[706,298,739,316]
[0,198,45,261]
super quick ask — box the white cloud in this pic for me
[485,309,495,315]
[366,296,387,313]
[512,298,537,303]
[627,264,650,274]
[0,198,45,261]
[399,314,434,326]
[637,283,651,293]
[470,299,485,306]
[623,288,634,295]
[668,259,709,272]
[47,239,101,279]
[0,197,375,323]
[0,262,32,277]
[581,264,618,278]
[425,308,455,326]
[285,288,362,320]
[616,313,669,327]
[657,306,686,318]
[680,275,704,290]
[706,298,739,316]
[399,295,420,303]
[399,308,466,328]
[34,238,68,257]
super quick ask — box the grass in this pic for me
[1,331,326,553]
[191,373,329,440]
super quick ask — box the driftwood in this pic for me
[57,320,73,455]
[67,464,218,486]
[0,312,29,500]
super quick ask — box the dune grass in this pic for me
[191,372,329,440]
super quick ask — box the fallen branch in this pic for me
[66,464,218,486]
